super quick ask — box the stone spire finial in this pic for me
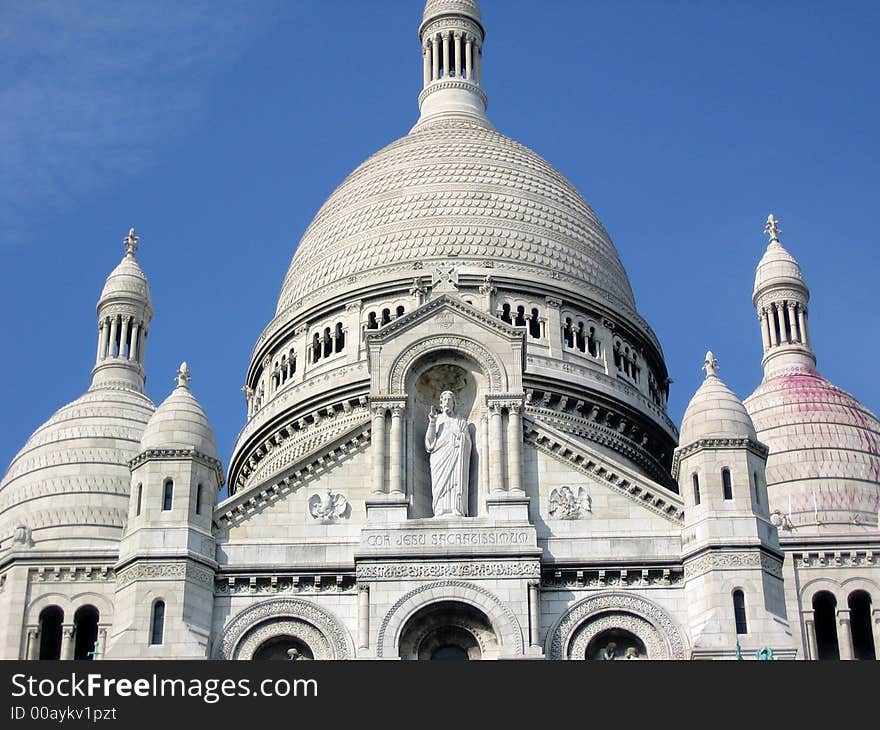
[124,227,140,257]
[763,214,781,245]
[176,361,192,388]
[702,350,719,378]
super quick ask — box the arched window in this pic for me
[73,605,100,660]
[848,591,876,660]
[334,322,345,353]
[515,305,527,327]
[733,590,748,634]
[136,483,142,516]
[162,480,173,511]
[721,469,733,500]
[587,327,598,357]
[396,305,405,319]
[381,308,391,326]
[322,327,332,358]
[528,308,541,339]
[367,312,378,330]
[195,484,204,516]
[813,592,839,660]
[692,473,701,506]
[500,303,512,324]
[150,601,166,645]
[575,322,586,352]
[37,606,64,660]
[312,333,321,362]
[563,318,574,348]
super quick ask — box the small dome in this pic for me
[0,386,154,550]
[100,254,151,305]
[422,0,482,29]
[140,363,217,459]
[99,229,151,307]
[753,240,805,299]
[680,352,758,445]
[745,368,880,529]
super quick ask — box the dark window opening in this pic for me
[692,473,701,506]
[733,590,748,634]
[150,601,165,646]
[848,591,876,660]
[722,469,733,500]
[813,592,840,660]
[73,606,100,660]
[162,480,173,511]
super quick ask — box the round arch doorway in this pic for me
[397,601,500,661]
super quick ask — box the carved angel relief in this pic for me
[308,489,349,521]
[549,486,591,520]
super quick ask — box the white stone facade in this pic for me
[0,1,877,662]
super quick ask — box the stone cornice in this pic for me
[524,416,684,523]
[130,448,224,486]
[671,437,769,479]
[215,420,371,529]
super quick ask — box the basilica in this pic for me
[1,0,877,661]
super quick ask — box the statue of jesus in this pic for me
[425,390,472,517]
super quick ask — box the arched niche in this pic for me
[544,592,687,660]
[406,352,488,517]
[214,598,353,660]
[397,601,499,660]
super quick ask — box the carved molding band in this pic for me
[388,334,505,393]
[356,560,540,581]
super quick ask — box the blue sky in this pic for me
[1,0,878,476]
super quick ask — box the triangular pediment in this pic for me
[525,415,684,524]
[364,293,525,345]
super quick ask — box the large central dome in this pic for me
[276,115,636,316]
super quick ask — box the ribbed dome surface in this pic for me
[423,0,481,25]
[753,241,805,297]
[276,116,636,315]
[745,368,880,526]
[680,372,757,446]
[100,253,151,306]
[141,381,217,459]
[0,386,154,550]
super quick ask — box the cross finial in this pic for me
[176,361,191,388]
[702,350,719,378]
[123,227,139,256]
[764,214,781,244]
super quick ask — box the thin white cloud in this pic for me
[0,0,279,247]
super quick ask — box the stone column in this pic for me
[138,327,147,369]
[432,35,440,81]
[799,307,810,348]
[803,611,817,660]
[423,43,431,86]
[768,304,779,346]
[357,584,370,651]
[108,316,119,358]
[489,402,504,493]
[479,414,490,503]
[371,406,387,495]
[442,32,451,79]
[474,43,481,83]
[61,625,75,660]
[27,629,40,660]
[837,608,854,660]
[120,316,131,359]
[454,32,462,77]
[528,581,540,647]
[787,301,798,343]
[465,37,473,80]
[130,321,140,362]
[545,298,562,359]
[759,310,771,351]
[95,321,104,363]
[389,404,405,497]
[507,404,523,494]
